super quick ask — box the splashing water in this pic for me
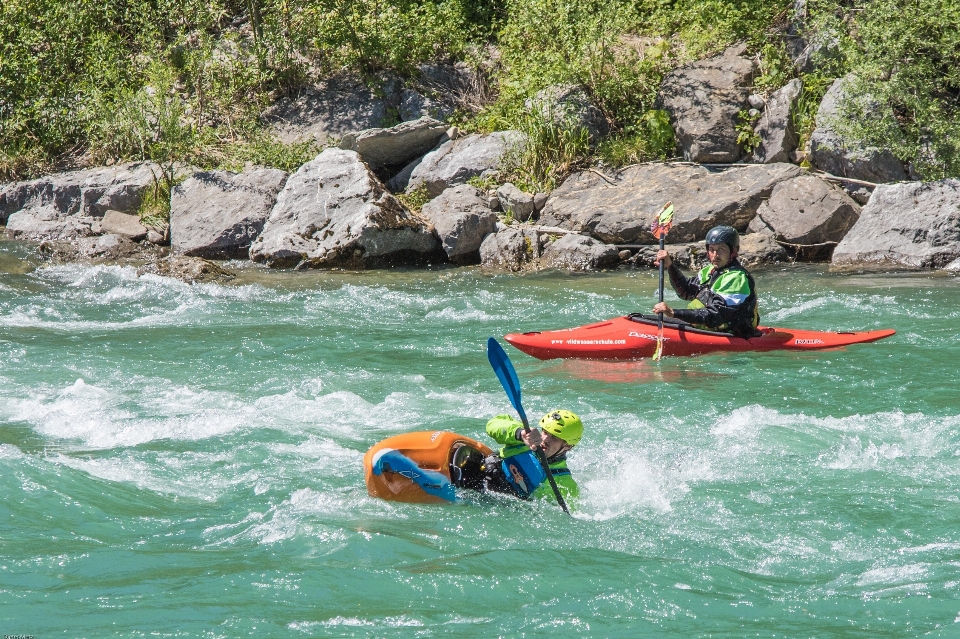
[3,240,960,637]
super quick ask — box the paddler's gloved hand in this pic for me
[520,428,543,451]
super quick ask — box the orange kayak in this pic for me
[363,431,492,504]
[504,313,896,361]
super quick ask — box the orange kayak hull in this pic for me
[363,431,493,503]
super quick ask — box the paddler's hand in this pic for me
[520,428,543,451]
[654,249,672,269]
[653,301,674,317]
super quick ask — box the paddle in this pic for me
[486,337,570,514]
[650,202,674,361]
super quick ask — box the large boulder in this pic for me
[3,162,160,241]
[656,44,756,163]
[419,185,498,264]
[541,234,619,271]
[809,75,908,183]
[538,162,802,245]
[170,168,288,259]
[751,175,860,247]
[249,149,440,269]
[263,76,401,145]
[752,79,802,164]
[396,131,525,196]
[479,226,541,271]
[401,61,491,122]
[525,84,609,144]
[832,179,960,270]
[338,117,449,171]
[496,183,536,222]
[101,210,148,241]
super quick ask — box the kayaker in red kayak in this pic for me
[652,225,761,338]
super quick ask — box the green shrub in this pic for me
[499,112,592,193]
[833,0,960,179]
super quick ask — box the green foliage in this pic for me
[833,0,960,179]
[396,184,432,214]
[752,42,794,95]
[631,0,793,58]
[499,112,592,193]
[736,109,761,154]
[596,109,676,167]
[490,0,671,134]
[2,0,959,185]
[297,0,474,75]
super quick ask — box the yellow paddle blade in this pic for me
[651,202,674,239]
[652,337,664,361]
[656,202,674,226]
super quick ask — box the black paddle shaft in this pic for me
[657,235,666,323]
[519,416,569,514]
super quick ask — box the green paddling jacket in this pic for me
[667,258,760,338]
[485,415,579,503]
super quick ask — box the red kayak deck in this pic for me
[504,314,896,361]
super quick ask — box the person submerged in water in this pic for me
[652,225,760,338]
[454,409,583,503]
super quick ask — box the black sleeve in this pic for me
[667,263,700,301]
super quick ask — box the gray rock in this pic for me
[656,44,756,163]
[525,84,609,143]
[339,117,448,170]
[496,183,536,222]
[101,210,148,241]
[541,233,619,271]
[170,168,288,259]
[752,174,860,247]
[533,192,549,211]
[479,227,529,271]
[753,79,802,164]
[809,75,908,183]
[419,185,498,264]
[402,131,526,197]
[832,179,960,270]
[137,255,235,283]
[738,232,789,266]
[2,162,160,240]
[263,76,401,145]
[249,149,440,269]
[399,89,455,122]
[538,162,802,245]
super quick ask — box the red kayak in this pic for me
[504,313,896,361]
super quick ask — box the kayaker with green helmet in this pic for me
[464,409,583,504]
[652,225,760,338]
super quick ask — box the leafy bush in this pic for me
[833,0,960,179]
[499,112,592,193]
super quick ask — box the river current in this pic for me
[2,237,960,638]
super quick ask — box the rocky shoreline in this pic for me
[4,45,960,281]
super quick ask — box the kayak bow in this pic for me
[504,313,896,361]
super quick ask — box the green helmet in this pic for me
[539,410,584,446]
[705,225,739,251]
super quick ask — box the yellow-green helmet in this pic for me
[539,410,583,446]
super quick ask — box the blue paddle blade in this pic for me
[486,337,528,425]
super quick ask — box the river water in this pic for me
[2,237,960,638]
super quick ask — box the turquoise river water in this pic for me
[3,237,960,638]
